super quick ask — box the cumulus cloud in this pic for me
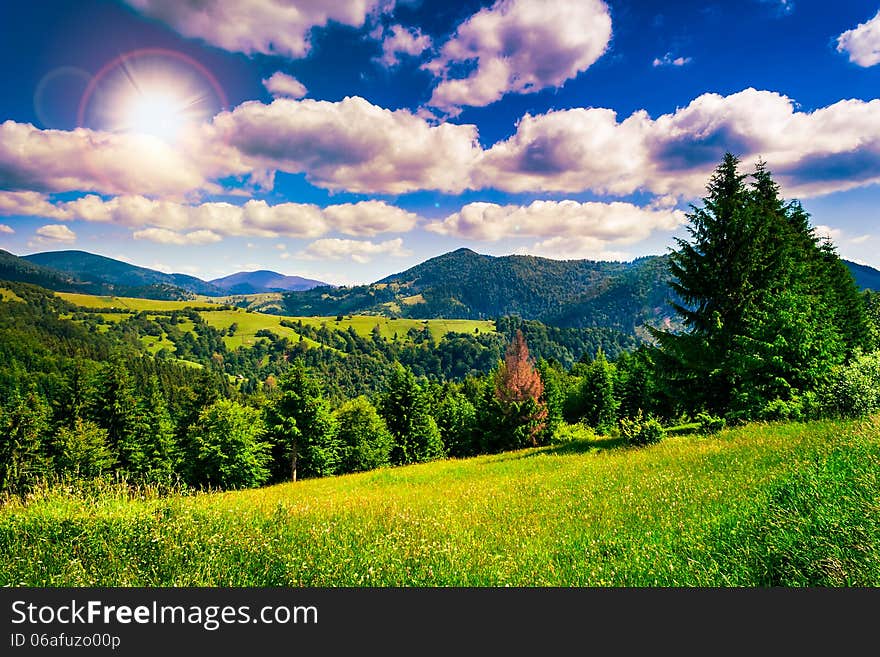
[427,200,684,259]
[812,224,842,242]
[302,237,411,263]
[34,224,76,244]
[0,120,247,198]
[210,96,481,193]
[132,227,223,245]
[0,193,419,240]
[477,88,880,198]
[424,0,611,115]
[0,224,14,234]
[837,10,880,67]
[262,72,308,99]
[376,24,432,67]
[652,53,692,67]
[122,0,393,58]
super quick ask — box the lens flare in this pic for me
[78,48,227,142]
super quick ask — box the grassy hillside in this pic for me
[56,291,495,351]
[3,417,878,586]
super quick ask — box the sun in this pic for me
[122,87,189,140]
[77,49,227,142]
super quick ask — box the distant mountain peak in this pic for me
[209,270,327,293]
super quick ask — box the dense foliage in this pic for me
[653,154,872,421]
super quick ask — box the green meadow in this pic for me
[56,292,494,350]
[2,416,878,587]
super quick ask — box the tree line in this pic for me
[1,154,879,494]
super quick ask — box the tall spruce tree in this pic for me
[655,154,869,419]
[379,363,444,465]
[264,360,339,481]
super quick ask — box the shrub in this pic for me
[618,410,665,447]
[696,412,726,434]
[550,422,595,445]
[824,349,880,418]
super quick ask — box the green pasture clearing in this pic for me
[0,287,23,302]
[2,417,878,586]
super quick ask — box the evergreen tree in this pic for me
[0,391,52,493]
[479,331,549,451]
[379,363,444,465]
[578,348,618,433]
[265,361,340,481]
[654,154,870,419]
[52,418,116,480]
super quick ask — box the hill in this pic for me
[845,260,880,291]
[2,416,877,585]
[24,250,224,297]
[0,248,100,293]
[210,270,327,294]
[283,248,679,335]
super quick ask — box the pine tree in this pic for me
[655,154,870,419]
[481,331,549,450]
[578,348,618,433]
[265,361,339,481]
[0,391,52,493]
[379,363,444,465]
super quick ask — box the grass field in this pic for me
[0,286,23,302]
[56,293,207,311]
[2,416,878,586]
[55,292,495,349]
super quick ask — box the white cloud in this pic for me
[132,227,223,245]
[0,193,419,241]
[302,237,411,263]
[210,96,481,194]
[263,72,307,99]
[427,200,684,259]
[652,53,692,67]
[477,88,880,198]
[837,10,880,67]
[319,200,418,236]
[122,0,394,58]
[424,0,611,115]
[0,121,239,198]
[813,224,842,242]
[0,224,14,234]
[376,24,432,67]
[849,234,872,245]
[5,87,880,203]
[33,224,76,244]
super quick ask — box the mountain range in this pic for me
[1,248,878,337]
[0,250,328,298]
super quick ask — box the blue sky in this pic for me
[1,0,879,284]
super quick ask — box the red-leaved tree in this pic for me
[493,330,548,446]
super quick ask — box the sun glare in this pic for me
[123,88,188,140]
[78,49,227,142]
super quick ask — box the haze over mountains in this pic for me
[1,247,877,338]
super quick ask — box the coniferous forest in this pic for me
[1,155,878,497]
